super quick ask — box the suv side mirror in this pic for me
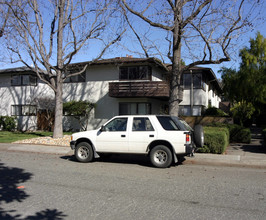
[100,125,106,132]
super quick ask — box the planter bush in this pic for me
[205,122,251,144]
[197,127,229,154]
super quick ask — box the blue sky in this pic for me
[1,0,265,79]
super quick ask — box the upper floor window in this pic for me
[12,105,37,116]
[11,74,37,86]
[182,73,206,90]
[119,66,151,80]
[64,72,86,83]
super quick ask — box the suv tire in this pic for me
[150,145,173,168]
[75,142,94,163]
[194,124,204,148]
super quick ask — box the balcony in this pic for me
[109,81,170,99]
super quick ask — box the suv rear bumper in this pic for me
[185,143,195,156]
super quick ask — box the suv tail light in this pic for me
[186,133,190,143]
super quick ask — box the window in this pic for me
[119,103,151,115]
[64,72,86,83]
[11,74,37,86]
[179,106,191,116]
[192,106,201,116]
[193,74,202,89]
[132,117,154,131]
[183,74,191,89]
[11,75,21,86]
[119,66,151,80]
[156,116,180,131]
[182,73,205,90]
[104,118,128,131]
[179,106,202,116]
[12,105,37,116]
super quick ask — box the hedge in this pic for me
[197,127,229,154]
[205,122,251,144]
[0,116,17,131]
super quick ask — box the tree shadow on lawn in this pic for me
[0,163,66,219]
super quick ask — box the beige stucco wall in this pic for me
[0,64,167,131]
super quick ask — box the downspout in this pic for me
[190,70,193,115]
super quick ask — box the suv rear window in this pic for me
[156,116,180,131]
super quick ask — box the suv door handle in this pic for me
[121,135,126,137]
[149,135,154,137]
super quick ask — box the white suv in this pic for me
[70,115,204,168]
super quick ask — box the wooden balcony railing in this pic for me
[109,81,170,99]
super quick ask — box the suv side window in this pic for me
[105,118,128,131]
[156,116,180,131]
[132,117,154,131]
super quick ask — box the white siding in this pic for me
[0,64,168,131]
[179,89,207,106]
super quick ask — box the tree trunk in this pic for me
[169,1,182,116]
[53,0,64,138]
[53,78,63,138]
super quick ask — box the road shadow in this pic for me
[60,154,153,167]
[240,127,266,154]
[60,154,182,168]
[226,126,266,155]
[240,143,266,154]
[0,162,67,219]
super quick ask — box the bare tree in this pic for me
[120,0,262,116]
[6,0,125,138]
[0,0,14,62]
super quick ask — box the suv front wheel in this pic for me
[75,142,94,163]
[150,145,173,168]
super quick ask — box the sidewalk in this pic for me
[0,142,73,155]
[185,126,266,168]
[0,127,265,168]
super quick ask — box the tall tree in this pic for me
[120,0,262,116]
[222,32,266,105]
[6,0,124,138]
[239,32,266,106]
[220,32,266,125]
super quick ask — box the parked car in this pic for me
[70,115,204,168]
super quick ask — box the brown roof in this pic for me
[0,66,33,74]
[68,57,169,71]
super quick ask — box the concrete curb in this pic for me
[0,143,73,155]
[184,153,266,169]
[1,143,266,169]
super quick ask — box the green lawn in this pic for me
[0,131,71,143]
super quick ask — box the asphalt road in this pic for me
[1,151,266,220]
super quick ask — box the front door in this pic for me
[96,117,129,153]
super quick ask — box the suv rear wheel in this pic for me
[150,145,173,168]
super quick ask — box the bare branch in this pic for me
[182,0,211,28]
[166,0,175,11]
[121,0,173,31]
[120,3,149,57]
